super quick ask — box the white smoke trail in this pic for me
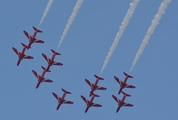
[100,0,140,74]
[57,0,84,48]
[130,0,171,71]
[38,0,54,27]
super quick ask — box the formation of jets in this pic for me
[112,72,135,112]
[32,49,63,89]
[12,26,136,113]
[12,26,44,66]
[81,74,106,113]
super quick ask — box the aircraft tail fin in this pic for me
[91,93,100,97]
[94,74,104,80]
[41,66,51,72]
[122,91,131,97]
[123,72,133,78]
[62,88,71,94]
[33,26,42,33]
[51,49,61,55]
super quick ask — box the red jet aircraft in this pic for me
[32,70,53,89]
[112,91,133,113]
[23,26,44,49]
[85,74,107,96]
[12,43,33,66]
[114,72,135,94]
[42,49,63,72]
[81,93,102,113]
[52,88,73,110]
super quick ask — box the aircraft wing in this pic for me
[42,79,53,83]
[23,30,31,41]
[96,85,107,90]
[63,100,73,104]
[12,47,20,56]
[42,53,50,63]
[33,38,44,43]
[52,92,60,100]
[23,54,33,59]
[114,76,122,85]
[112,95,120,103]
[85,79,93,87]
[32,70,40,79]
[52,60,63,66]
[125,83,136,88]
[123,102,133,107]
[91,102,102,107]
[81,95,88,103]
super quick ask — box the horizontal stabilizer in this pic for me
[51,49,61,55]
[33,26,42,33]
[91,93,100,97]
[21,43,28,48]
[123,72,133,78]
[121,91,131,97]
[94,74,104,80]
[62,88,71,94]
[41,66,51,72]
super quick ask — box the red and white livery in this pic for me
[112,91,133,113]
[81,93,102,113]
[42,49,63,72]
[23,26,44,49]
[52,88,73,110]
[12,43,33,66]
[32,70,53,89]
[114,72,135,94]
[85,74,107,96]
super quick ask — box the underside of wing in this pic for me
[42,79,53,83]
[63,100,74,104]
[112,95,120,103]
[125,83,135,88]
[42,53,50,63]
[23,30,31,40]
[23,54,33,59]
[32,70,40,79]
[52,61,63,66]
[34,38,44,43]
[91,102,102,107]
[12,47,20,56]
[85,79,93,87]
[81,95,88,104]
[96,85,107,90]
[52,92,60,100]
[123,102,133,107]
[114,76,122,85]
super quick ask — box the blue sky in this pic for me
[1,0,178,119]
